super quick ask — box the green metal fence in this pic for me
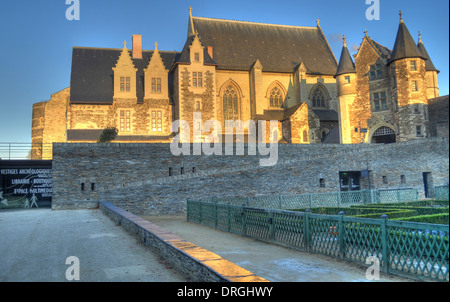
[207,189,418,210]
[187,199,449,281]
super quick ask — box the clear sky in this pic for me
[0,0,448,143]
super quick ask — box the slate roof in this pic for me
[313,110,338,121]
[417,39,439,73]
[335,44,356,77]
[321,127,340,144]
[389,19,425,64]
[190,17,338,74]
[254,104,303,121]
[70,47,180,104]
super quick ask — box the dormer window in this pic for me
[120,77,131,92]
[152,78,161,93]
[194,53,200,62]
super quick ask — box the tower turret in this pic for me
[388,11,429,141]
[335,35,357,144]
[417,31,440,99]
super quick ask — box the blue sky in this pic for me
[0,0,448,143]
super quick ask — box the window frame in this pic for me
[372,91,388,112]
[119,110,131,133]
[269,86,284,108]
[151,110,163,132]
[152,78,162,93]
[192,72,203,88]
[223,85,239,121]
[370,63,383,81]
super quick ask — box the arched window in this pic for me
[270,87,284,108]
[312,88,326,108]
[223,85,239,121]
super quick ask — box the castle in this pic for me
[31,9,447,159]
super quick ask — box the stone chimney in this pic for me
[132,35,142,59]
[207,46,213,59]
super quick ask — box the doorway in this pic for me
[339,171,361,191]
[371,126,396,144]
[422,172,434,198]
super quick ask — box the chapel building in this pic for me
[31,9,446,159]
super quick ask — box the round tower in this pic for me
[417,31,440,99]
[335,35,357,144]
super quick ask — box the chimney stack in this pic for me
[207,46,213,59]
[132,34,142,59]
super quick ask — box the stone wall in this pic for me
[51,138,449,215]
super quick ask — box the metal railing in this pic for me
[0,143,53,160]
[187,199,449,281]
[205,189,419,210]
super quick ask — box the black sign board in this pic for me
[0,160,52,209]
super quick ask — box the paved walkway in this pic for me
[144,216,414,282]
[0,208,187,282]
[0,208,414,282]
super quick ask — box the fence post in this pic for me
[227,204,231,232]
[338,211,345,259]
[214,202,218,229]
[199,202,203,225]
[309,194,313,208]
[337,192,341,208]
[380,214,389,274]
[268,210,275,241]
[278,196,282,209]
[304,209,311,252]
[242,205,247,236]
[396,190,401,203]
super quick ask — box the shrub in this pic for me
[97,127,118,143]
[392,213,449,225]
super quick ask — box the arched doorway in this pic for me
[371,126,396,144]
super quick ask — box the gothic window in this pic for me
[312,87,326,108]
[269,87,284,108]
[223,86,239,121]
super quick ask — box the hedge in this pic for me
[392,213,449,225]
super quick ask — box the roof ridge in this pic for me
[192,16,317,30]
